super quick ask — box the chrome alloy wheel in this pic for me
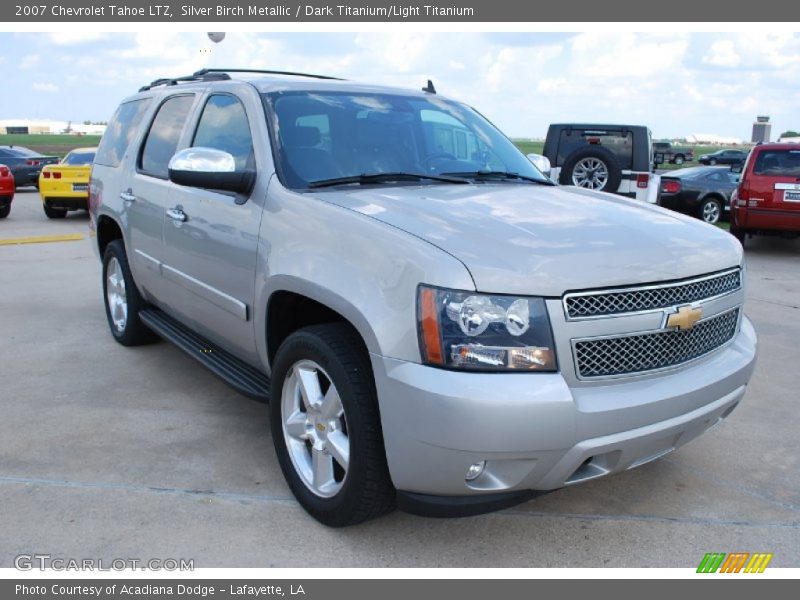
[106,256,128,332]
[702,201,721,224]
[281,360,350,498]
[572,157,609,190]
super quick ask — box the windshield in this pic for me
[265,91,548,189]
[62,151,96,165]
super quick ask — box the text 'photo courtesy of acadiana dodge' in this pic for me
[16,584,307,597]
[39,4,475,18]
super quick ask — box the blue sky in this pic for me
[2,31,799,139]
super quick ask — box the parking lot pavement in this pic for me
[1,190,798,568]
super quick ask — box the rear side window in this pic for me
[139,95,195,179]
[557,129,634,170]
[95,99,152,168]
[753,149,800,177]
[192,94,254,171]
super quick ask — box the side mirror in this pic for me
[168,147,255,194]
[730,164,743,174]
[527,153,551,178]
[653,152,665,166]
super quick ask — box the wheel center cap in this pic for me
[315,422,326,433]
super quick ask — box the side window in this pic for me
[94,98,152,168]
[192,94,254,171]
[139,95,194,179]
[706,171,724,182]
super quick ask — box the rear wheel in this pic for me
[699,197,723,224]
[43,202,67,219]
[0,204,9,219]
[271,323,395,527]
[730,225,746,247]
[102,240,158,346]
[673,154,685,166]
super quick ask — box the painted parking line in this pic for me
[0,233,84,246]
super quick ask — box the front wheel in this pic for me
[270,323,395,526]
[673,155,685,165]
[699,197,722,224]
[730,225,746,247]
[0,204,10,219]
[102,240,159,346]
[709,158,717,165]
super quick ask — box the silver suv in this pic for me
[89,69,757,526]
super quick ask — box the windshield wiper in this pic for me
[442,171,554,185]
[308,172,470,189]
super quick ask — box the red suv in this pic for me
[730,143,800,246]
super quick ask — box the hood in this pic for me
[314,183,743,296]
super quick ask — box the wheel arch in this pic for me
[96,214,124,257]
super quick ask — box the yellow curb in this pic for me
[0,233,85,246]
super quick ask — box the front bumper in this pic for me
[371,316,756,503]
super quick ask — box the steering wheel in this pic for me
[423,152,458,171]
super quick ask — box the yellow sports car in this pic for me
[39,147,97,219]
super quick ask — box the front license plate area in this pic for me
[784,191,800,202]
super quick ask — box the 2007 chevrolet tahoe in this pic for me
[89,69,757,526]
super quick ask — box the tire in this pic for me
[674,155,685,166]
[730,225,746,247]
[270,323,395,527]
[0,204,9,219]
[699,197,723,224]
[43,202,67,219]
[102,239,159,346]
[559,147,622,193]
[709,158,717,166]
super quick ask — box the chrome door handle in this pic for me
[120,190,136,203]
[166,208,187,222]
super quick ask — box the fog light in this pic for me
[465,461,486,481]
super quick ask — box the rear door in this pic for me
[743,147,800,227]
[160,91,265,364]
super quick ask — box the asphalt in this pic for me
[0,189,798,568]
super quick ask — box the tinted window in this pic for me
[557,129,633,170]
[706,171,724,182]
[95,99,152,168]
[753,149,800,177]
[5,146,39,157]
[192,94,254,171]
[0,149,9,157]
[140,95,194,179]
[62,151,96,165]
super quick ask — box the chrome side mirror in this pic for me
[168,147,254,194]
[527,153,551,178]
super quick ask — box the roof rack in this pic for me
[138,68,344,92]
[195,68,344,81]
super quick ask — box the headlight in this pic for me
[417,285,557,372]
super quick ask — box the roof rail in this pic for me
[138,71,230,92]
[193,68,345,81]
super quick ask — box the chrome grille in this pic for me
[573,308,739,379]
[564,269,741,319]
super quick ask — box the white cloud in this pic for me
[703,40,741,68]
[33,82,58,93]
[20,54,40,69]
[48,32,109,45]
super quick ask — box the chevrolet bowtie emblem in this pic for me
[666,305,703,331]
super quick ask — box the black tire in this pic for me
[674,154,685,165]
[709,158,718,166]
[698,196,723,224]
[730,224,746,247]
[102,239,159,346]
[270,323,395,527]
[43,202,67,219]
[0,204,9,219]
[559,146,622,193]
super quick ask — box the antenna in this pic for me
[422,79,436,94]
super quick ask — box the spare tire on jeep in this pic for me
[559,146,622,192]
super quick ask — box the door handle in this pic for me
[166,208,187,222]
[120,190,136,203]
